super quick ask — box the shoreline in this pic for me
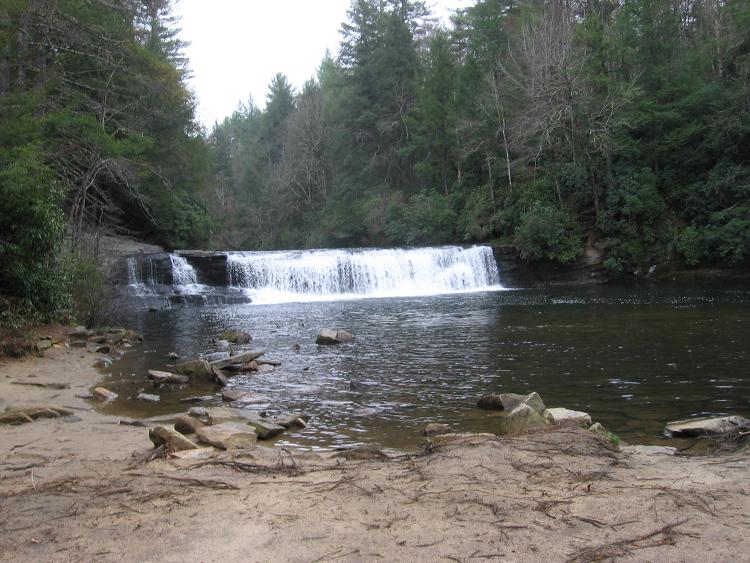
[2,345,750,561]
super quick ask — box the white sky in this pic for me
[176,0,474,128]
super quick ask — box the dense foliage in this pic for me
[0,0,210,316]
[209,0,750,272]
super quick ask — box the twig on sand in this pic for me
[184,460,304,475]
[160,475,239,490]
[565,519,689,563]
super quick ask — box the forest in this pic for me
[1,0,749,321]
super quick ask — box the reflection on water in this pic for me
[101,283,750,451]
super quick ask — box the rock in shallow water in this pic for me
[664,415,750,437]
[149,425,198,451]
[315,329,355,345]
[543,408,592,426]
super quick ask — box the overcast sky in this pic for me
[176,0,473,128]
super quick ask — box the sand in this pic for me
[1,346,749,562]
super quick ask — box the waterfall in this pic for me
[227,245,502,304]
[169,254,199,288]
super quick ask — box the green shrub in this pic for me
[0,146,69,319]
[385,190,457,245]
[70,256,117,329]
[514,202,582,263]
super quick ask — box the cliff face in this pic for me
[492,244,609,288]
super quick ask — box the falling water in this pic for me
[227,245,502,304]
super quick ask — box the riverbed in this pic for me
[101,281,750,450]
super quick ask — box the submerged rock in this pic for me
[221,329,252,345]
[136,392,160,403]
[664,416,750,438]
[315,329,355,345]
[148,369,189,384]
[174,359,214,383]
[423,423,450,437]
[268,413,308,429]
[221,389,270,404]
[196,422,257,449]
[497,404,550,435]
[543,408,592,426]
[245,419,285,440]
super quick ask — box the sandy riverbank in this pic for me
[1,346,749,562]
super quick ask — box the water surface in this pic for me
[102,282,750,451]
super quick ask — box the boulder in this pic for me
[149,425,198,451]
[477,392,544,412]
[221,389,270,404]
[543,407,592,426]
[174,359,214,383]
[664,416,750,438]
[173,414,206,435]
[69,325,88,337]
[36,339,53,352]
[241,360,259,372]
[147,369,189,384]
[423,423,450,437]
[257,364,276,374]
[210,350,266,370]
[136,392,160,403]
[245,419,285,440]
[92,387,118,401]
[221,329,252,345]
[196,422,258,449]
[189,406,264,426]
[497,404,550,435]
[268,413,309,429]
[315,329,355,345]
[588,422,608,436]
[167,352,180,360]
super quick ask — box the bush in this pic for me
[70,256,118,329]
[514,202,582,263]
[385,190,457,245]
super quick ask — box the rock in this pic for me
[147,369,189,384]
[543,408,592,426]
[315,329,355,345]
[136,392,160,403]
[69,325,88,337]
[173,414,206,435]
[169,447,216,460]
[76,391,94,400]
[88,334,107,344]
[476,392,545,414]
[215,339,231,350]
[1,406,74,424]
[257,364,276,374]
[258,359,282,367]
[36,339,53,352]
[291,343,301,352]
[94,356,114,369]
[423,423,450,437]
[268,413,309,429]
[92,387,118,401]
[70,340,87,348]
[167,352,180,360]
[210,350,266,370]
[588,422,608,436]
[211,366,229,386]
[332,446,389,461]
[245,419,285,440]
[220,329,252,345]
[241,360,259,372]
[523,392,546,414]
[149,425,198,451]
[96,344,113,354]
[189,406,264,426]
[196,422,258,449]
[174,359,214,383]
[664,415,750,438]
[497,404,550,435]
[622,445,678,456]
[221,389,270,404]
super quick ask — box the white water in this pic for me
[169,255,200,289]
[227,246,503,304]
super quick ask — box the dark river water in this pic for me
[101,282,750,451]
